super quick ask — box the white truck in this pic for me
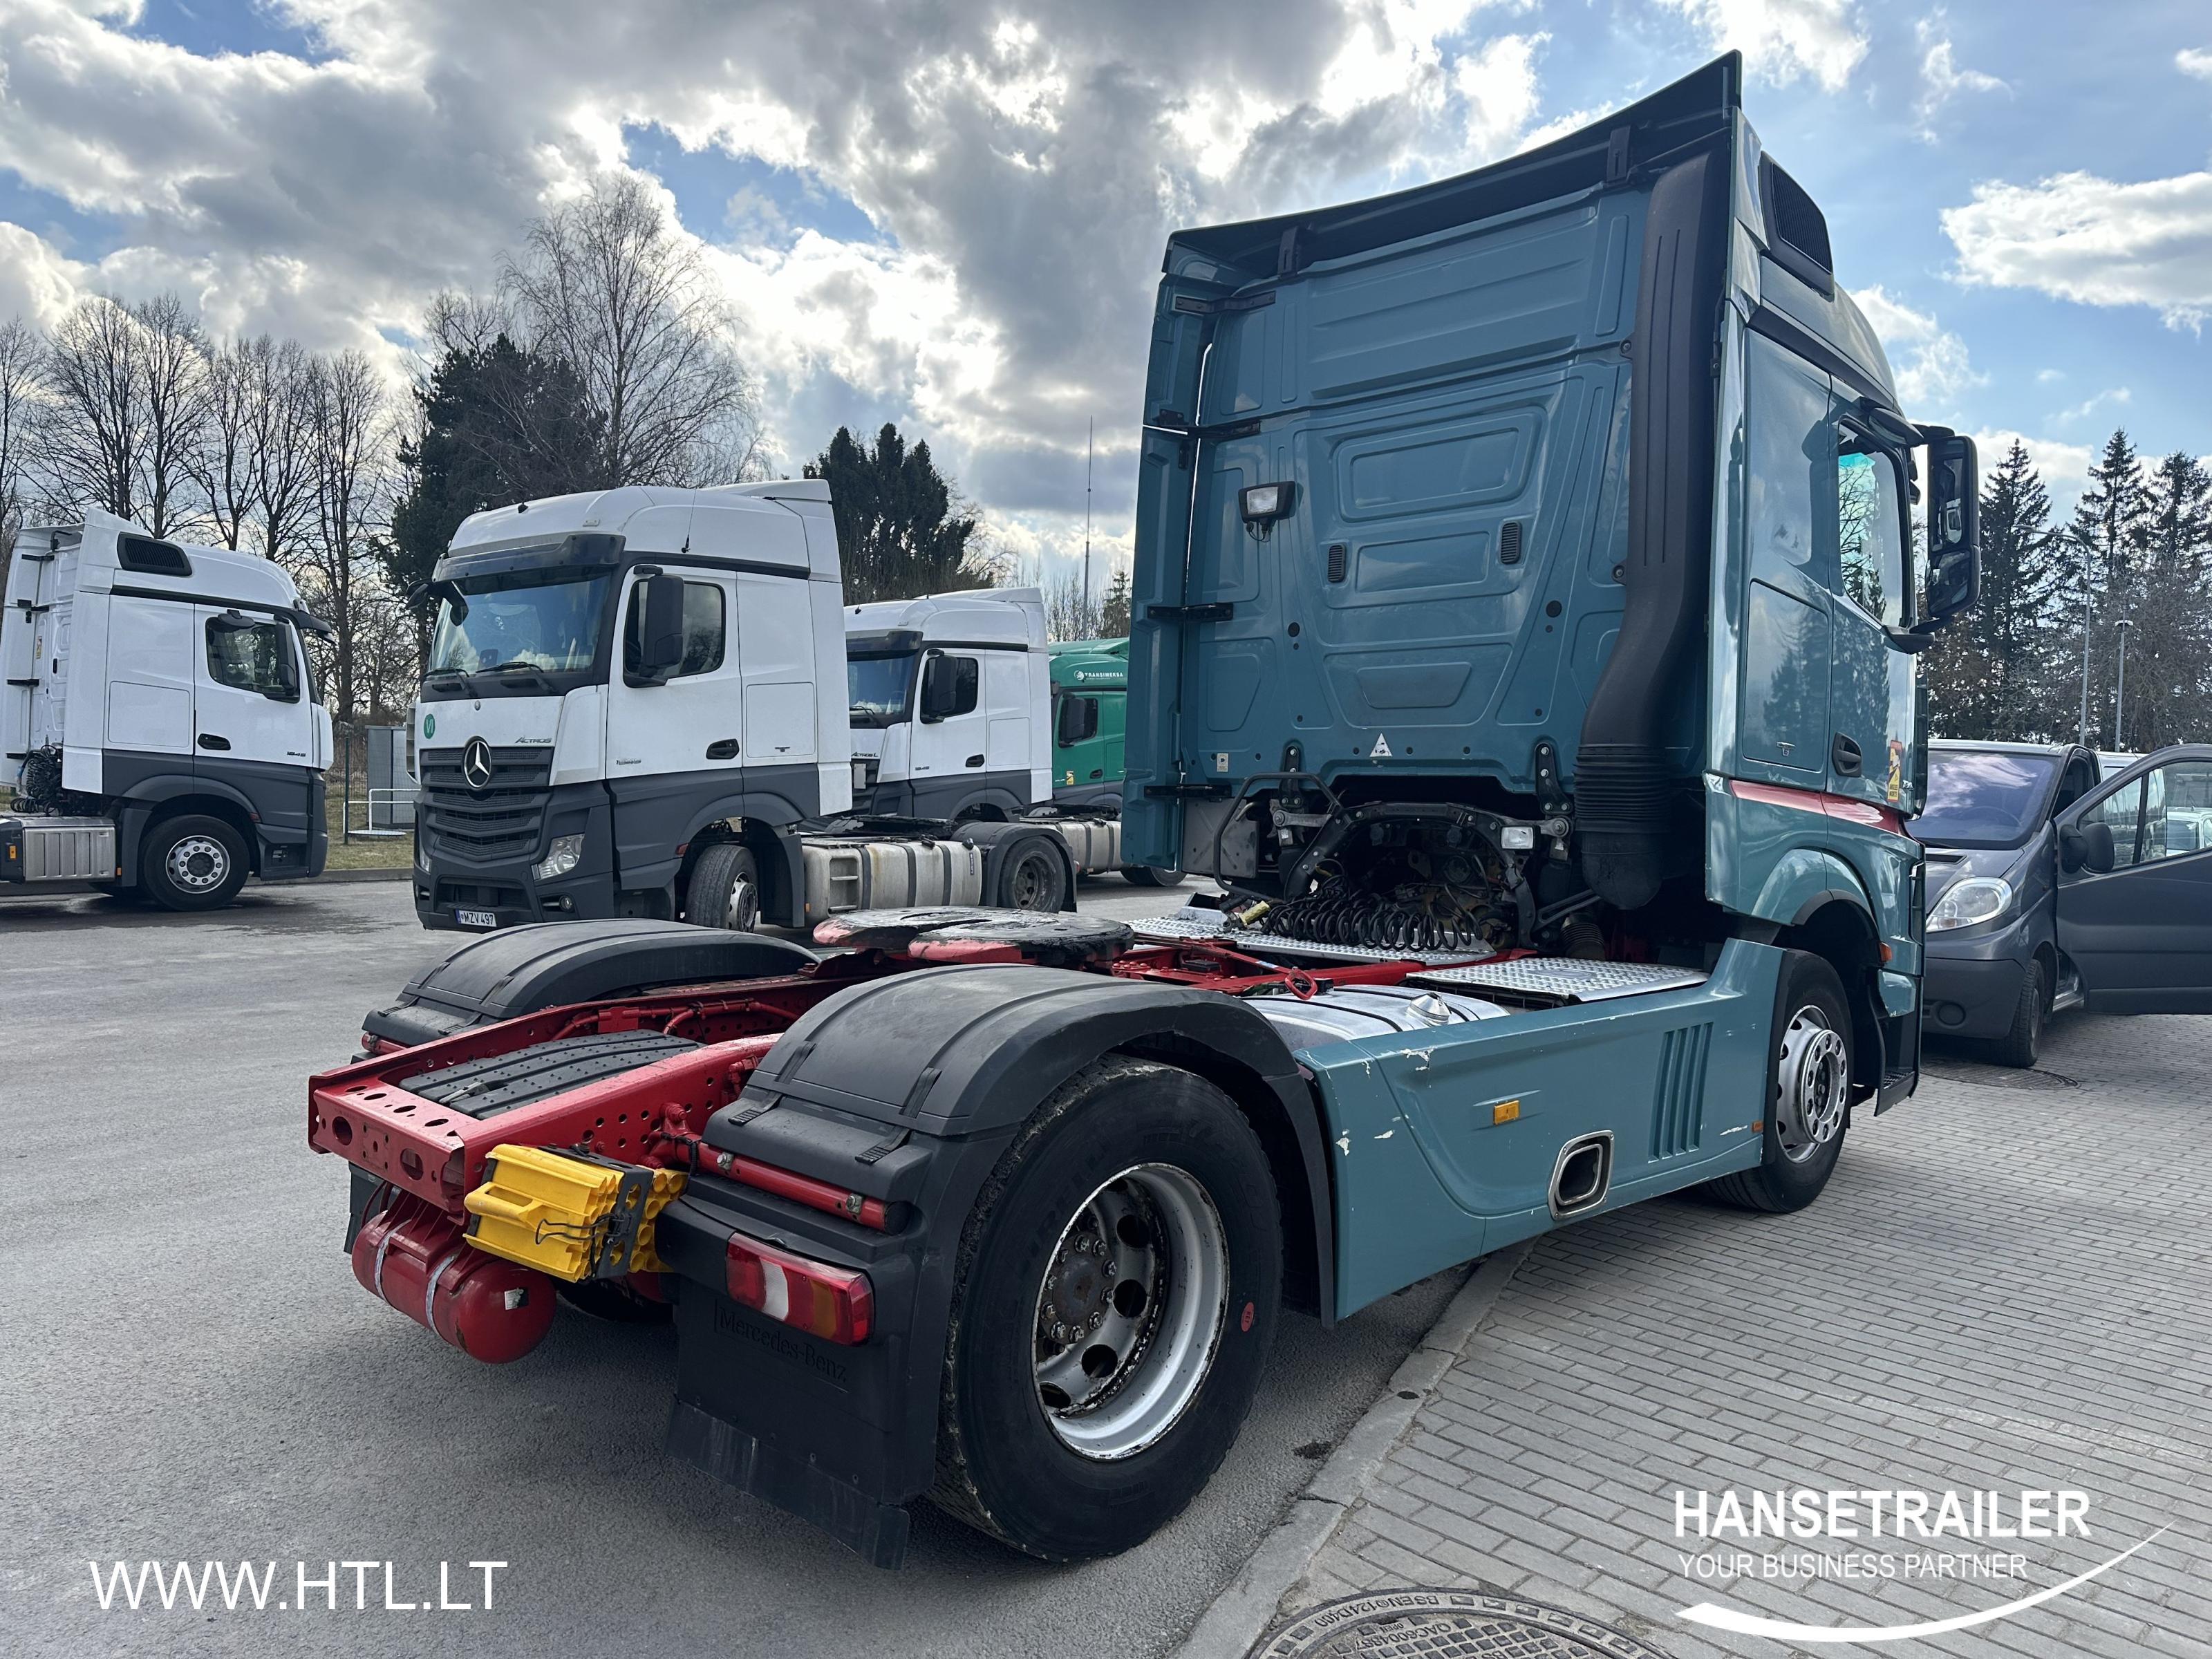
[844,585,1051,822]
[2,509,334,908]
[409,480,1130,936]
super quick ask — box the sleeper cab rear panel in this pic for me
[1301,939,1781,1317]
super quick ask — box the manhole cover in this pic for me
[1921,1062,2077,1091]
[1253,1591,1670,1658]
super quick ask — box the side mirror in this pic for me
[919,654,977,722]
[632,574,687,682]
[1057,695,1098,747]
[208,609,257,635]
[2059,821,2116,875]
[1920,432,1980,629]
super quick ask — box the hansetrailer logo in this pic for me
[88,1560,507,1615]
[1668,1488,2166,1644]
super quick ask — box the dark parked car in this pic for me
[1917,741,2212,1065]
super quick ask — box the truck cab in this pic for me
[843,587,1050,821]
[3,509,332,908]
[411,480,854,932]
[1047,637,1128,809]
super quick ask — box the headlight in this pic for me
[1927,876,2014,932]
[533,834,585,882]
[414,835,427,872]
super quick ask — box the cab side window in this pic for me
[1835,440,1906,627]
[205,617,300,700]
[622,580,726,679]
[2081,762,2212,866]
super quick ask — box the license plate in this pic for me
[453,908,500,930]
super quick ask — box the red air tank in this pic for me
[350,1193,555,1364]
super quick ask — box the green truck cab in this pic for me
[1047,637,1128,809]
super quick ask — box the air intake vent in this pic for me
[1649,1022,1712,1158]
[1327,543,1348,583]
[1498,521,1523,565]
[1760,156,1833,298]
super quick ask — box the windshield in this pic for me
[428,568,613,678]
[848,653,917,727]
[1913,750,2060,847]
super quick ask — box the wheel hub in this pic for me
[1774,1004,1848,1161]
[168,836,228,892]
[1031,1163,1228,1460]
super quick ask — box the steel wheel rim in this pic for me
[722,874,758,931]
[1775,1003,1848,1162]
[1008,849,1056,909]
[167,834,229,893]
[1031,1162,1229,1461]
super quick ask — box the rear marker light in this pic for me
[726,1232,873,1344]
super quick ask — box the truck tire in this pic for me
[1986,958,2043,1069]
[930,1056,1282,1560]
[995,838,1069,911]
[684,843,762,932]
[1705,950,1850,1214]
[141,814,249,911]
[1119,865,1183,888]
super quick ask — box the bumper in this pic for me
[1922,943,2028,1039]
[417,789,619,930]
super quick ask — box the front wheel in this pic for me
[930,1057,1281,1559]
[684,843,761,932]
[141,814,249,911]
[1705,950,1852,1213]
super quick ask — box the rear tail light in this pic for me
[726,1232,874,1344]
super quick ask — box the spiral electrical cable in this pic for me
[1262,874,1503,955]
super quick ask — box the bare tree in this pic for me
[0,316,37,590]
[1046,566,1105,641]
[503,174,762,487]
[38,297,143,521]
[297,351,391,723]
[37,294,209,536]
[132,293,209,537]
[249,337,317,566]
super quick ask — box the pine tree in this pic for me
[1100,565,1132,637]
[2121,452,2212,748]
[2060,429,2152,745]
[1924,440,2067,740]
[805,423,993,603]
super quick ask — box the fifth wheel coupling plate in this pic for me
[1252,1590,1671,1659]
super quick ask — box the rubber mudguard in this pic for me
[363,919,819,1049]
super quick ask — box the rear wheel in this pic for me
[684,843,761,932]
[1705,950,1851,1213]
[1987,958,2044,1069]
[1119,865,1183,888]
[141,814,249,911]
[996,841,1068,911]
[930,1057,1281,1559]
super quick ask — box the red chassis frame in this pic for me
[306,939,1478,1216]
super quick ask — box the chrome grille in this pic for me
[418,745,552,863]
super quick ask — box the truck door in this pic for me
[194,607,310,768]
[1737,334,1833,780]
[603,569,741,881]
[733,568,818,781]
[912,649,986,801]
[104,594,196,760]
[1823,405,1917,811]
[2057,751,2212,1011]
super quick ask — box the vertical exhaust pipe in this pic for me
[1576,145,1732,910]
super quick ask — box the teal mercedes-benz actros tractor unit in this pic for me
[312,57,1977,1571]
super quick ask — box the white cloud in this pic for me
[1944,169,2212,330]
[1848,283,1985,411]
[2035,367,2065,384]
[1656,0,1868,93]
[1972,427,2094,516]
[1913,17,2005,140]
[2050,386,2130,427]
[2178,48,2212,82]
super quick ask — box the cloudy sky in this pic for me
[1,0,2207,583]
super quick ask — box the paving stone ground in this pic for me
[1264,1011,2212,1659]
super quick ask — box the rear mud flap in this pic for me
[665,1399,912,1568]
